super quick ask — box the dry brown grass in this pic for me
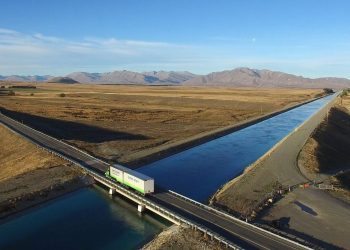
[142,225,223,250]
[0,124,83,205]
[0,125,68,181]
[0,83,322,165]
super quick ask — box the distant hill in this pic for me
[47,77,79,84]
[67,71,151,84]
[67,70,197,84]
[64,72,102,83]
[184,68,350,89]
[142,71,197,84]
[0,75,52,82]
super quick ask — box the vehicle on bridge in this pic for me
[105,165,154,195]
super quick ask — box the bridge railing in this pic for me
[92,175,242,249]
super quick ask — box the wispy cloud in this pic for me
[0,28,350,78]
[0,28,198,75]
[0,28,19,35]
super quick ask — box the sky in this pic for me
[0,0,350,78]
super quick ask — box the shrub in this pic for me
[30,93,34,96]
[323,88,334,94]
[340,89,348,97]
[59,93,66,97]
[8,90,15,96]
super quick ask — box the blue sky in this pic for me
[1,0,349,78]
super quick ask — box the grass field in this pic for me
[0,83,323,166]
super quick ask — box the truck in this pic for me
[105,164,154,195]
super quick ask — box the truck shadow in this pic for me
[0,108,149,143]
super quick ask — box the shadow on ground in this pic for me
[314,106,350,174]
[259,217,343,250]
[0,108,148,143]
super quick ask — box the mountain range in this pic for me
[66,70,196,84]
[183,68,350,89]
[1,68,350,89]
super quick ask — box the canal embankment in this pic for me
[0,124,93,219]
[298,92,350,194]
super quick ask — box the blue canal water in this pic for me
[0,94,334,250]
[0,187,170,250]
[139,94,335,202]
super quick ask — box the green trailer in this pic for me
[105,165,154,195]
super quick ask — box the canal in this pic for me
[0,94,335,249]
[0,186,170,250]
[139,94,335,202]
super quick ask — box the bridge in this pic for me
[0,111,310,250]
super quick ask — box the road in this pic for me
[0,111,309,249]
[256,94,338,187]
